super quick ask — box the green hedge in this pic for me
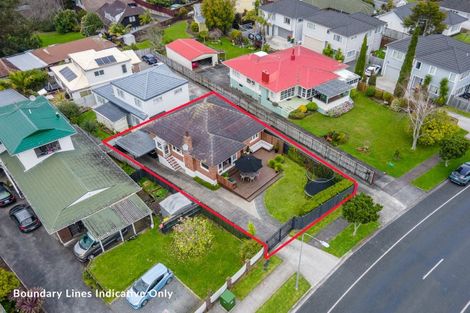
[301,179,354,215]
[193,176,220,190]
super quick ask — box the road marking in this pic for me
[422,258,444,280]
[326,183,470,313]
[460,300,470,313]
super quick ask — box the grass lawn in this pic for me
[412,149,470,191]
[135,39,152,50]
[292,206,343,242]
[76,110,112,140]
[231,256,282,300]
[163,21,191,44]
[256,274,310,313]
[291,92,438,177]
[205,37,258,59]
[454,32,470,44]
[88,219,244,298]
[37,31,84,47]
[324,221,379,257]
[446,105,470,119]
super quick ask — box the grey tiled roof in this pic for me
[143,95,265,166]
[387,34,470,74]
[111,64,188,101]
[261,0,320,19]
[94,101,127,122]
[305,10,384,37]
[93,84,147,120]
[0,89,27,107]
[394,3,467,26]
[116,130,155,157]
[440,0,470,13]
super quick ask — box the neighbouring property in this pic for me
[440,0,470,30]
[75,0,136,12]
[92,64,189,131]
[378,3,467,38]
[50,47,141,106]
[97,0,145,29]
[382,34,470,107]
[192,3,207,32]
[224,46,360,117]
[0,90,153,246]
[166,38,219,71]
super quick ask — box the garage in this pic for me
[383,64,400,83]
[302,35,324,53]
[165,38,219,71]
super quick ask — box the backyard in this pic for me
[76,110,113,140]
[87,217,245,299]
[291,92,439,177]
[454,32,470,44]
[37,31,84,47]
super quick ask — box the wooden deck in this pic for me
[228,149,281,201]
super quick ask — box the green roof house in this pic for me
[0,91,153,245]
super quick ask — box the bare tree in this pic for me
[403,85,437,150]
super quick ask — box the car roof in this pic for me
[141,263,167,284]
[14,207,33,222]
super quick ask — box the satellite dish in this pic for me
[182,143,189,151]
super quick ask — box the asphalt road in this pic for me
[297,181,470,313]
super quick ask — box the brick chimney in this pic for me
[182,131,192,153]
[291,49,295,61]
[261,70,270,83]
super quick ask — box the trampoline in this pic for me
[304,179,336,197]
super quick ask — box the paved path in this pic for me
[254,192,281,228]
[448,111,470,139]
[308,218,348,248]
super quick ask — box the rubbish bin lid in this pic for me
[220,289,235,301]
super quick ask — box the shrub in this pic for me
[365,86,376,97]
[190,21,199,33]
[306,102,318,112]
[57,101,80,120]
[262,43,270,52]
[383,92,393,103]
[193,176,220,190]
[297,105,308,113]
[288,110,306,120]
[239,239,261,261]
[368,74,377,86]
[301,179,354,215]
[325,131,349,146]
[357,81,367,92]
[390,98,401,112]
[417,110,460,146]
[54,9,78,33]
[268,159,276,168]
[0,269,20,299]
[274,163,283,172]
[274,155,285,163]
[287,147,306,166]
[80,119,98,134]
[374,88,383,100]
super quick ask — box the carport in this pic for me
[115,130,156,158]
[165,38,219,71]
[83,194,154,252]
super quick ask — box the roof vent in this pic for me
[29,95,36,102]
[56,112,60,119]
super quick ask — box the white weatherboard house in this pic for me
[383,35,470,107]
[440,0,470,30]
[51,47,141,106]
[378,3,467,38]
[92,64,189,131]
[301,10,385,63]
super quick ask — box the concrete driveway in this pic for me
[376,76,396,94]
[111,279,200,313]
[447,111,470,139]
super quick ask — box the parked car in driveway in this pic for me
[449,162,470,186]
[9,204,41,232]
[126,263,173,309]
[73,228,128,262]
[0,182,16,207]
[365,64,381,77]
[142,54,158,65]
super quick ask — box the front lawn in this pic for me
[454,32,470,44]
[292,206,343,242]
[412,149,470,191]
[163,21,191,43]
[231,256,282,300]
[324,221,379,257]
[291,93,438,177]
[205,37,257,60]
[37,31,84,47]
[256,274,310,313]
[88,218,244,298]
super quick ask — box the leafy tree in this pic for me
[394,27,420,97]
[354,36,368,76]
[201,0,235,34]
[322,43,334,57]
[139,10,153,25]
[2,69,48,95]
[0,269,20,299]
[199,30,209,42]
[146,25,164,52]
[190,21,199,33]
[342,193,382,236]
[80,12,103,36]
[172,216,214,260]
[80,119,98,134]
[229,29,244,45]
[0,0,41,57]
[11,287,45,313]
[439,136,470,167]
[57,100,80,121]
[108,22,130,36]
[334,48,344,62]
[247,221,256,236]
[54,9,78,33]
[368,74,377,86]
[385,0,394,11]
[403,0,446,35]
[436,78,449,106]
[239,239,260,261]
[418,110,459,146]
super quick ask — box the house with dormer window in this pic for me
[0,90,152,246]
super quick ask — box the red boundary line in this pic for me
[103,91,358,259]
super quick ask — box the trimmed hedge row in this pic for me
[301,179,354,215]
[193,176,220,190]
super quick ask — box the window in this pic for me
[415,62,421,69]
[94,70,104,77]
[284,17,290,25]
[121,64,127,73]
[280,87,296,100]
[250,133,260,141]
[333,34,342,42]
[347,50,356,57]
[351,35,357,39]
[172,145,182,154]
[116,88,125,98]
[34,141,61,157]
[200,162,209,170]
[153,96,162,104]
[134,97,142,107]
[429,85,439,94]
[79,90,91,97]
[449,72,456,82]
[174,87,183,94]
[307,22,315,29]
[429,66,437,75]
[392,50,404,60]
[96,95,105,104]
[246,78,255,85]
[129,16,136,22]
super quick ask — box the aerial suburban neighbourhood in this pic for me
[0,0,469,313]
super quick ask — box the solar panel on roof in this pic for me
[59,67,77,82]
[95,58,104,65]
[95,55,117,66]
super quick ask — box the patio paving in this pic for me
[229,149,281,201]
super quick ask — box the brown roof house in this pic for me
[97,0,145,28]
[75,0,134,12]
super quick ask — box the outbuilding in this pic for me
[165,38,218,71]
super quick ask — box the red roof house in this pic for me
[165,39,219,70]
